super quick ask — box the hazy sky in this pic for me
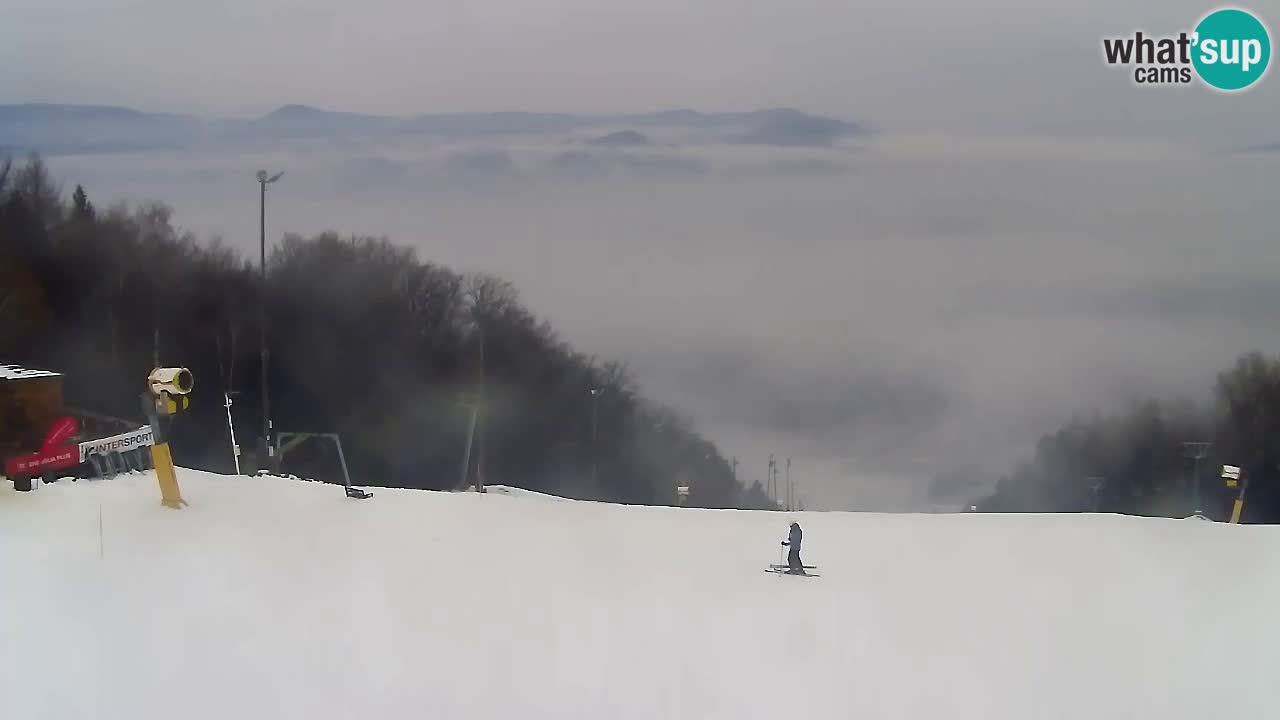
[13,0,1280,508]
[3,0,1277,143]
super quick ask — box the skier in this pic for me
[781,522,804,574]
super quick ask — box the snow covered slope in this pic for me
[4,469,1279,719]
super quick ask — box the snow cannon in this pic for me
[148,367,193,398]
[147,368,192,417]
[143,367,191,509]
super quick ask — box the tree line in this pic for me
[0,152,776,509]
[978,351,1280,523]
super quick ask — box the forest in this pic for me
[0,152,776,509]
[979,351,1280,523]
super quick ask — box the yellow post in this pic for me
[1222,466,1247,524]
[144,367,194,509]
[150,442,187,509]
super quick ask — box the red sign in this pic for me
[5,444,80,479]
[42,416,80,451]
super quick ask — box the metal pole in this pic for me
[331,434,353,492]
[476,402,485,491]
[1181,441,1210,517]
[254,170,283,472]
[773,461,779,507]
[767,455,774,505]
[476,330,485,491]
[259,178,270,470]
[224,392,241,475]
[590,388,601,494]
[1194,456,1201,515]
[459,403,478,491]
[786,457,792,512]
[591,392,598,488]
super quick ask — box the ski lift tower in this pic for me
[1182,441,1211,518]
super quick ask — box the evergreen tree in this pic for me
[71,184,95,222]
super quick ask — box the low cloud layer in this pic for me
[46,133,1280,510]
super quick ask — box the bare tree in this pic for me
[0,155,12,198]
[13,153,63,227]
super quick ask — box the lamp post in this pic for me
[590,387,602,492]
[778,456,788,512]
[767,454,775,506]
[256,169,283,471]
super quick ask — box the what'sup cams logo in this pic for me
[1103,7,1271,91]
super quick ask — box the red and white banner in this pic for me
[79,425,154,462]
[5,424,157,480]
[5,423,156,480]
[5,445,80,479]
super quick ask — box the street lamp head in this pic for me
[268,171,284,183]
[257,170,284,184]
[256,170,268,182]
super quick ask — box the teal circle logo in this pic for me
[1192,8,1271,91]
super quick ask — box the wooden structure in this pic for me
[0,364,64,459]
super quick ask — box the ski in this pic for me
[765,569,820,577]
[769,564,816,570]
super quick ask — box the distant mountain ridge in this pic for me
[587,130,654,147]
[0,102,863,155]
[0,103,205,155]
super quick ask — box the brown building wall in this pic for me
[0,376,66,456]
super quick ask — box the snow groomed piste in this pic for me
[3,468,1279,719]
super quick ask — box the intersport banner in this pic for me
[79,425,155,463]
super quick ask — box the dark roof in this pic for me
[0,364,62,381]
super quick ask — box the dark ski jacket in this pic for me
[785,523,802,549]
